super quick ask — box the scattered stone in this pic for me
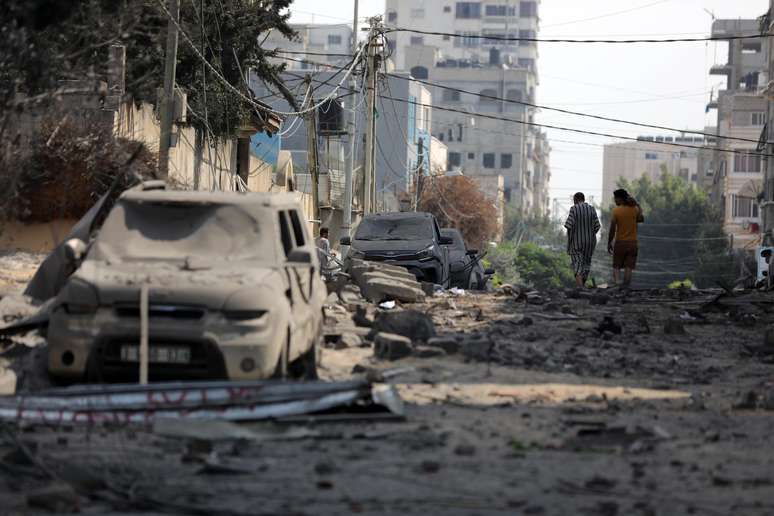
[314,461,336,475]
[420,282,436,296]
[373,333,412,361]
[597,316,622,335]
[427,336,460,354]
[453,443,477,456]
[413,345,446,359]
[370,310,436,342]
[590,293,609,305]
[418,460,441,473]
[336,332,362,349]
[460,335,493,362]
[353,305,373,328]
[363,277,425,304]
[664,319,687,336]
[26,483,79,512]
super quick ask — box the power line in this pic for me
[384,27,772,44]
[154,0,365,118]
[377,94,774,158]
[271,49,354,57]
[386,73,754,145]
[542,0,670,28]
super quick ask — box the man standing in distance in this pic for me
[607,188,644,288]
[564,192,601,288]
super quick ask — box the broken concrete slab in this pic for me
[427,336,460,354]
[374,332,413,360]
[370,310,436,342]
[413,346,446,359]
[362,277,426,304]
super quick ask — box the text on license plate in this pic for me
[120,345,191,364]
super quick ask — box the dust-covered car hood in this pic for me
[351,238,435,255]
[62,259,281,309]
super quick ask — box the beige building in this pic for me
[602,133,714,205]
[384,0,549,216]
[706,18,768,251]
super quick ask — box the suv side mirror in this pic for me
[439,236,454,245]
[64,238,87,265]
[340,236,351,246]
[287,249,312,264]
[466,249,478,256]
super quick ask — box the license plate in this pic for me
[120,345,191,364]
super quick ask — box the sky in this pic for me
[289,0,769,218]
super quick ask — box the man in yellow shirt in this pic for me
[607,188,644,288]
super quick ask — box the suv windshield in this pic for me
[91,201,270,262]
[355,216,433,241]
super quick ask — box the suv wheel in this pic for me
[290,339,319,380]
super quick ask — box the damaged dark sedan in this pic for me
[47,187,326,383]
[341,212,452,286]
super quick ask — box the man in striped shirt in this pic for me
[564,192,601,288]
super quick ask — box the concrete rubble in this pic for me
[2,257,774,515]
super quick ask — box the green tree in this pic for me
[0,0,297,137]
[489,241,574,290]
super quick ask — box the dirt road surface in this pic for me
[2,284,774,515]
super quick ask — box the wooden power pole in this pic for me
[362,16,382,214]
[158,0,180,180]
[305,76,320,233]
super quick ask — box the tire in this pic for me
[272,333,290,380]
[289,339,319,380]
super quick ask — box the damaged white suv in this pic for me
[47,187,326,382]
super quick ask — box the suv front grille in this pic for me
[114,304,206,320]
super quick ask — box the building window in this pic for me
[468,152,475,160]
[734,152,762,173]
[501,153,512,169]
[644,152,658,160]
[327,34,342,45]
[679,167,689,179]
[453,31,480,48]
[455,2,482,19]
[506,89,523,102]
[410,36,425,46]
[485,5,515,16]
[410,66,428,80]
[732,194,759,218]
[479,88,498,103]
[483,153,495,168]
[448,151,462,169]
[520,1,538,17]
[410,8,426,18]
[442,89,461,102]
[443,6,452,13]
[438,132,444,142]
[518,58,535,71]
[387,11,397,22]
[518,30,535,46]
[752,112,766,126]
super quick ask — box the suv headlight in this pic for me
[417,245,435,261]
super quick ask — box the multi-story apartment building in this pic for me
[706,18,768,251]
[602,133,715,205]
[384,0,548,216]
[263,23,353,71]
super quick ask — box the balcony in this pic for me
[710,64,731,76]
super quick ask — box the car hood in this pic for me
[351,238,435,254]
[66,259,280,309]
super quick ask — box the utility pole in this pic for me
[363,16,382,214]
[763,0,774,248]
[413,139,425,211]
[340,0,359,249]
[158,0,180,180]
[305,76,320,234]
